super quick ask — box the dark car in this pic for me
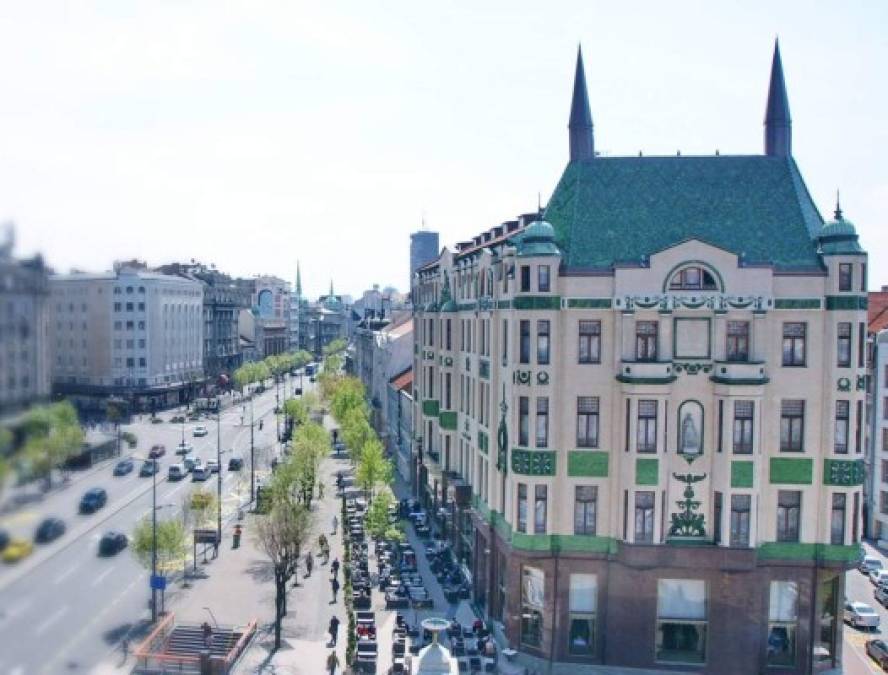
[113,458,134,476]
[98,531,128,556]
[139,460,159,477]
[79,487,108,514]
[866,639,888,670]
[0,528,9,551]
[228,457,244,471]
[34,517,66,544]
[148,444,166,459]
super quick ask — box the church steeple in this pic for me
[764,39,792,157]
[329,280,334,297]
[568,45,594,161]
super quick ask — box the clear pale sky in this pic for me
[3,1,886,299]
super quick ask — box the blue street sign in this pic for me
[150,574,167,591]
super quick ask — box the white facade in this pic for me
[870,329,888,542]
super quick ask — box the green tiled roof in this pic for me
[545,155,824,270]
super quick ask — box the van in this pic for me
[860,555,883,575]
[168,464,186,481]
[192,466,210,482]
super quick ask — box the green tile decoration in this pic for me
[823,458,865,486]
[512,296,561,310]
[757,543,861,564]
[479,359,490,380]
[769,457,813,485]
[422,399,440,417]
[731,460,754,488]
[568,451,609,477]
[825,295,868,311]
[511,449,557,476]
[636,458,659,485]
[438,410,457,430]
[566,298,613,309]
[773,298,821,310]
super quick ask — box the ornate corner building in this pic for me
[411,42,866,674]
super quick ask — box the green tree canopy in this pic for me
[355,437,392,498]
[132,517,189,573]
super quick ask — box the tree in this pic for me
[323,338,347,357]
[330,377,366,424]
[186,488,218,527]
[341,409,372,463]
[365,487,396,540]
[20,401,84,484]
[355,437,392,500]
[132,516,189,573]
[284,397,310,428]
[255,500,311,650]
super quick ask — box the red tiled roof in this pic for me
[390,368,413,391]
[869,292,888,333]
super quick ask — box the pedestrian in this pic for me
[332,515,338,535]
[328,615,340,646]
[201,621,213,648]
[318,480,325,499]
[331,576,340,602]
[318,534,328,550]
[233,524,242,549]
[327,650,340,675]
[306,551,314,577]
[331,557,340,580]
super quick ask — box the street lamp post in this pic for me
[134,453,159,622]
[216,396,222,547]
[250,392,255,504]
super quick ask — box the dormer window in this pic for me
[668,266,718,291]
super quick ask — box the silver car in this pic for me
[845,601,881,630]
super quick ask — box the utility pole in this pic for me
[151,457,158,622]
[216,396,222,546]
[250,393,255,503]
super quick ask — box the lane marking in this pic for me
[53,559,85,585]
[35,605,68,636]
[0,597,34,628]
[91,565,117,588]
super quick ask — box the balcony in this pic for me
[616,361,676,384]
[710,361,769,385]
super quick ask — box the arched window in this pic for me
[668,266,718,291]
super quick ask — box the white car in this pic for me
[192,466,211,482]
[168,464,186,481]
[845,601,881,630]
[192,426,209,437]
[176,442,194,455]
[875,584,888,608]
[870,569,888,586]
[206,460,220,474]
[862,555,884,575]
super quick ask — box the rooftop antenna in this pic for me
[834,189,843,220]
[421,210,427,231]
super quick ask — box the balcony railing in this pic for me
[616,361,676,384]
[710,361,769,385]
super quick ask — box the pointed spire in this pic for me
[764,38,792,157]
[329,279,334,297]
[834,190,843,221]
[295,261,302,297]
[568,45,594,161]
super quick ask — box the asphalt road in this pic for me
[844,543,888,674]
[0,376,303,674]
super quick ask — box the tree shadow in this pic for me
[245,559,275,583]
[102,618,153,646]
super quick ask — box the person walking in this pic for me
[332,514,338,535]
[318,480,325,499]
[305,551,314,577]
[331,557,340,581]
[327,650,340,675]
[328,615,340,646]
[331,576,340,602]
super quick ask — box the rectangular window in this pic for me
[856,400,863,454]
[517,483,527,533]
[538,265,550,293]
[862,263,868,291]
[780,400,805,452]
[713,491,723,544]
[534,485,547,533]
[445,373,452,410]
[656,579,706,664]
[854,492,860,543]
[578,320,601,364]
[520,265,531,293]
[717,399,724,453]
[568,573,597,655]
[726,321,749,362]
[537,320,550,364]
[577,397,600,448]
[536,397,549,448]
[519,397,529,447]
[837,323,851,367]
[636,321,658,361]
[881,492,888,516]
[574,486,598,535]
[860,321,866,368]
[830,493,846,545]
[838,263,853,291]
[834,401,849,454]
[881,460,888,483]
[733,401,754,454]
[138,357,146,368]
[520,566,544,647]
[776,490,801,543]
[782,323,806,366]
[634,491,655,543]
[730,494,751,547]
[767,581,798,667]
[445,319,452,350]
[502,319,508,363]
[520,320,531,364]
[637,400,658,453]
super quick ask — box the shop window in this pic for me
[568,574,597,656]
[520,566,544,648]
[767,581,798,666]
[656,579,707,664]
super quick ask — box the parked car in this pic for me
[192,466,211,482]
[0,528,9,551]
[2,538,33,563]
[193,426,208,438]
[113,458,134,476]
[845,601,881,630]
[176,442,194,455]
[228,457,243,471]
[183,456,201,473]
[79,487,108,514]
[140,460,160,477]
[861,555,884,575]
[206,460,220,474]
[98,531,128,556]
[168,464,187,481]
[866,639,888,670]
[148,444,166,459]
[870,569,888,586]
[34,517,66,544]
[875,584,888,608]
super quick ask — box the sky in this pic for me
[2,1,887,300]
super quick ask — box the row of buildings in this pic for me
[348,44,881,674]
[0,252,357,415]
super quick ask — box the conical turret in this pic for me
[569,46,594,161]
[764,39,792,157]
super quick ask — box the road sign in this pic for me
[150,574,167,591]
[194,528,220,545]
